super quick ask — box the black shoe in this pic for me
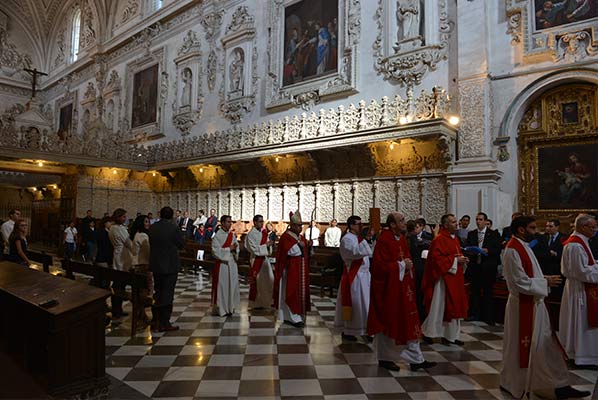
[569,361,598,370]
[224,312,233,317]
[284,320,305,328]
[441,338,464,346]
[555,386,591,399]
[410,360,437,371]
[465,316,478,322]
[421,335,434,345]
[378,360,400,371]
[342,332,358,342]
[364,335,374,343]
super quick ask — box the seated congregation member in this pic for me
[324,219,342,247]
[245,214,274,310]
[559,214,598,370]
[367,212,437,372]
[334,215,372,342]
[465,212,502,325]
[273,211,311,328]
[194,224,208,244]
[501,215,588,400]
[211,215,240,316]
[193,209,207,231]
[421,214,468,346]
[149,207,185,331]
[205,208,218,237]
[8,220,31,266]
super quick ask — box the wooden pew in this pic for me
[61,259,149,337]
[310,248,344,297]
[26,250,53,273]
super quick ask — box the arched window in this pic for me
[71,9,81,62]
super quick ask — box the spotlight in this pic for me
[200,167,204,173]
[37,161,43,167]
[152,172,156,177]
[389,142,395,150]
[32,187,36,191]
[275,156,279,163]
[399,116,408,125]
[112,169,117,174]
[448,116,460,126]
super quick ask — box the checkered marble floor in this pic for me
[104,272,598,399]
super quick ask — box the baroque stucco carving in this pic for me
[458,79,487,159]
[0,13,32,78]
[201,10,224,93]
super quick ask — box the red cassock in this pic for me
[367,229,421,344]
[273,230,311,315]
[421,229,468,321]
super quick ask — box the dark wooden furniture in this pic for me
[26,250,53,273]
[0,261,110,398]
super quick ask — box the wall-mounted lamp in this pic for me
[448,115,460,126]
[37,161,44,167]
[275,156,280,163]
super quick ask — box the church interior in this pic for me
[1,0,598,398]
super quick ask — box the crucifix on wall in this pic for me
[24,67,48,99]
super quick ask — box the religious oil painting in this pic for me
[538,143,598,210]
[57,103,73,139]
[131,64,158,129]
[283,0,339,86]
[562,101,579,124]
[534,0,598,31]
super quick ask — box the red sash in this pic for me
[211,231,233,305]
[248,229,269,302]
[506,238,534,368]
[563,235,598,328]
[340,236,365,321]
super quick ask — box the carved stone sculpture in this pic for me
[397,0,421,42]
[181,68,192,107]
[228,48,244,97]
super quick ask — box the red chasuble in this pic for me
[505,238,535,368]
[421,229,468,321]
[367,229,421,344]
[563,235,598,328]
[248,229,269,302]
[273,230,311,315]
[211,231,233,306]
[340,235,365,321]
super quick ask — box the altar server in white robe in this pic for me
[211,215,240,316]
[334,215,372,341]
[245,214,274,310]
[559,213,598,369]
[501,215,589,400]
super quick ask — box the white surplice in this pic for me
[421,255,460,341]
[334,232,372,336]
[324,226,342,247]
[559,232,598,366]
[245,227,274,309]
[501,237,569,399]
[211,229,240,316]
[278,243,304,324]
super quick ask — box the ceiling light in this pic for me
[399,116,408,125]
[448,116,460,126]
[37,161,43,167]
[112,169,117,174]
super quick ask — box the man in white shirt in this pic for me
[324,219,342,247]
[501,215,588,400]
[305,221,320,247]
[245,214,274,310]
[211,215,240,316]
[193,209,208,231]
[108,208,133,318]
[64,221,78,260]
[559,213,598,369]
[1,209,20,256]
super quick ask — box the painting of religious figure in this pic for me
[283,0,339,86]
[562,102,579,124]
[57,103,73,140]
[131,64,158,129]
[538,143,598,210]
[534,0,598,31]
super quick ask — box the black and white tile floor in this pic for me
[104,272,597,399]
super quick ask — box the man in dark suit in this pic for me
[465,212,502,325]
[500,212,523,247]
[149,206,185,332]
[179,211,194,238]
[544,219,566,275]
[406,220,433,321]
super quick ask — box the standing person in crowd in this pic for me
[205,208,218,238]
[95,217,113,269]
[108,208,133,319]
[501,215,588,400]
[501,212,524,245]
[82,219,97,262]
[544,219,566,276]
[367,212,437,372]
[406,219,432,321]
[8,219,31,266]
[273,211,311,328]
[211,215,240,316]
[194,224,208,244]
[80,209,93,258]
[324,219,342,247]
[334,215,372,342]
[456,215,470,245]
[130,214,152,325]
[306,220,321,247]
[465,212,502,325]
[266,222,277,255]
[64,220,78,260]
[421,214,468,345]
[1,209,20,258]
[193,209,207,232]
[175,210,182,226]
[245,214,274,310]
[148,212,156,225]
[179,211,193,238]
[559,214,598,370]
[149,206,185,332]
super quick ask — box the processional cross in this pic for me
[24,67,48,99]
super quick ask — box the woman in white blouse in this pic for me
[130,214,153,325]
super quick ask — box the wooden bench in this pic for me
[26,250,53,273]
[61,259,149,337]
[310,249,344,297]
[180,239,252,280]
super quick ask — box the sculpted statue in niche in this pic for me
[228,48,244,98]
[181,68,192,108]
[395,0,424,50]
[106,99,114,130]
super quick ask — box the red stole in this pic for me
[506,238,534,368]
[211,231,233,305]
[563,235,598,328]
[272,230,311,315]
[248,229,269,302]
[421,229,468,321]
[340,235,365,321]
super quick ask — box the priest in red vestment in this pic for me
[273,210,311,328]
[367,212,437,372]
[421,214,468,345]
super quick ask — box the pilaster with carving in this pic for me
[458,78,488,159]
[173,30,204,136]
[201,10,224,93]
